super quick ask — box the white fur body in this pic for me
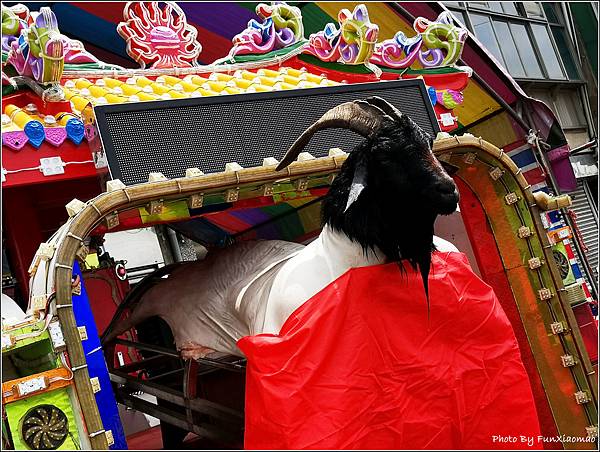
[263,227,457,334]
[114,227,457,357]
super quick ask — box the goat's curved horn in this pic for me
[364,96,404,122]
[276,100,391,171]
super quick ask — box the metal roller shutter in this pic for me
[570,179,599,284]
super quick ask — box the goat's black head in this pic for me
[276,96,459,298]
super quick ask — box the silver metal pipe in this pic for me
[10,76,65,102]
[166,227,183,263]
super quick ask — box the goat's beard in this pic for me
[322,180,438,303]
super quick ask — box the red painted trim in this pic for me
[2,138,100,188]
[403,71,470,90]
[455,177,561,449]
[3,176,103,301]
[282,57,380,84]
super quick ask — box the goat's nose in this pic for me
[434,181,456,195]
[428,179,459,214]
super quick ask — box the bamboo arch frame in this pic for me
[42,135,596,449]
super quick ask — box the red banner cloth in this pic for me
[238,252,542,450]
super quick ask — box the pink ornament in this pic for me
[305,4,378,65]
[117,2,202,69]
[228,2,304,58]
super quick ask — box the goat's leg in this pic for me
[179,341,217,360]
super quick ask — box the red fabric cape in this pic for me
[238,252,542,450]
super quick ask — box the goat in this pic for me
[105,97,459,359]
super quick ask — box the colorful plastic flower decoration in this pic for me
[436,89,464,110]
[370,30,423,69]
[2,5,24,54]
[305,4,379,65]
[371,11,468,69]
[117,2,202,69]
[62,38,100,65]
[5,6,65,84]
[229,2,304,57]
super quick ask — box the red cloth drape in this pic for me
[238,252,542,450]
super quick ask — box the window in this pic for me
[493,21,526,77]
[550,26,580,79]
[523,2,545,19]
[509,23,544,78]
[500,3,519,16]
[471,14,504,63]
[451,10,468,28]
[530,24,565,79]
[527,88,587,129]
[470,14,544,79]
[553,91,587,129]
[469,2,519,16]
[445,2,580,81]
[542,3,560,23]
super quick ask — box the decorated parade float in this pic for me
[1,2,598,450]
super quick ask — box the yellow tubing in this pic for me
[134,91,160,101]
[134,76,153,87]
[184,75,209,86]
[55,112,80,126]
[223,86,243,95]
[118,83,144,96]
[282,74,303,86]
[194,88,217,97]
[281,67,305,78]
[1,115,21,131]
[62,89,93,112]
[104,93,129,104]
[272,81,296,90]
[157,76,198,92]
[4,104,35,129]
[74,78,93,90]
[210,72,235,82]
[101,78,123,89]
[256,68,281,78]
[228,78,254,89]
[248,84,274,93]
[254,76,278,87]
[202,80,227,92]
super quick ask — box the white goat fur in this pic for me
[118,227,457,358]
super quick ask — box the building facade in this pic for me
[443,1,598,287]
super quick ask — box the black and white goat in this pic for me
[105,97,459,358]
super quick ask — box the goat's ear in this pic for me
[344,158,368,212]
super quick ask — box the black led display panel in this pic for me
[94,79,439,186]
